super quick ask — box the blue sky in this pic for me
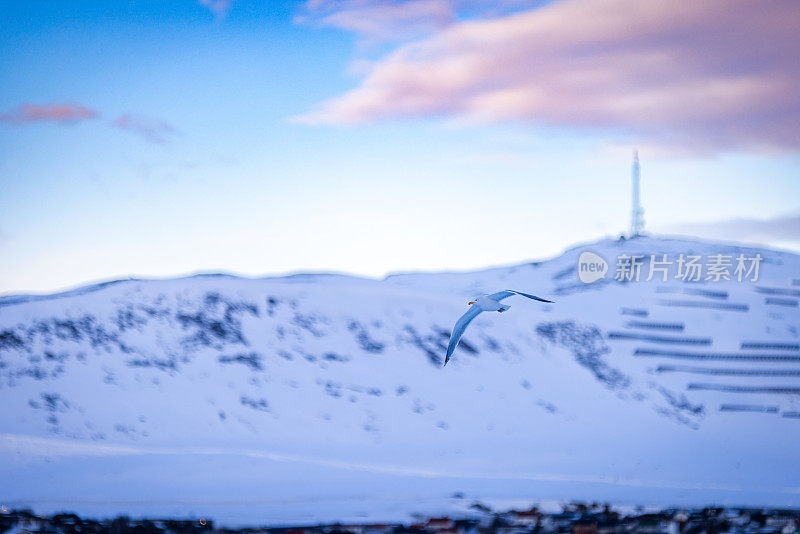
[1,0,799,293]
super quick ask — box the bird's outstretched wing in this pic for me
[444,305,483,366]
[488,290,553,303]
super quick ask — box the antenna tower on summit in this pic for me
[630,149,645,237]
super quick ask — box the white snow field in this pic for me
[1,236,799,525]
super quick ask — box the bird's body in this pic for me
[444,290,552,366]
[472,294,510,312]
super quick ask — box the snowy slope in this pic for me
[1,236,799,524]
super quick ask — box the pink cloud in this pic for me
[199,0,231,18]
[0,103,98,124]
[295,0,800,153]
[297,0,538,43]
[300,0,455,42]
[113,114,177,144]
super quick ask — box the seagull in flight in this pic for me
[444,290,553,366]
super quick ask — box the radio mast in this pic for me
[630,149,645,237]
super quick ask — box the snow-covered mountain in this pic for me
[1,236,799,525]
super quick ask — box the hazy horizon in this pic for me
[1,229,798,296]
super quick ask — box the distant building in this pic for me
[570,518,597,534]
[423,518,456,533]
[507,508,541,527]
